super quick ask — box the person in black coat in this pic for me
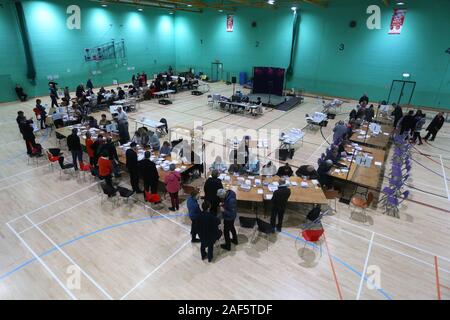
[197,201,222,262]
[359,94,369,105]
[99,137,120,177]
[270,179,291,231]
[15,84,27,101]
[424,112,445,141]
[91,135,105,170]
[399,110,415,136]
[19,116,37,156]
[203,170,223,214]
[276,163,293,177]
[391,104,403,128]
[138,151,159,197]
[295,165,319,179]
[66,128,83,170]
[76,84,85,99]
[317,159,334,189]
[126,142,142,193]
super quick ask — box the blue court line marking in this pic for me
[280,230,393,300]
[0,213,187,282]
[1,214,392,300]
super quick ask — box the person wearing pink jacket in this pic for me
[164,164,181,211]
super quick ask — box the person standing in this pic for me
[164,164,181,211]
[270,179,291,232]
[100,137,120,178]
[76,84,85,99]
[217,188,238,251]
[391,104,403,128]
[98,151,113,187]
[411,113,426,145]
[198,201,222,262]
[399,110,415,136]
[18,115,37,156]
[203,170,223,214]
[332,120,348,144]
[116,107,130,144]
[187,189,201,243]
[126,142,142,193]
[86,79,94,91]
[49,83,59,108]
[138,151,159,197]
[424,112,445,142]
[85,132,95,166]
[34,99,47,130]
[67,128,83,171]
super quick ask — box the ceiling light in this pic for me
[187,4,192,6]
[169,12,174,15]
[267,0,275,4]
[101,4,107,7]
[396,2,405,5]
[218,9,223,12]
[138,8,143,11]
[402,72,410,78]
[291,6,297,11]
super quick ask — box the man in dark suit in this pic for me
[138,151,159,198]
[198,201,222,262]
[126,142,142,193]
[67,128,83,170]
[270,179,291,232]
[15,84,27,101]
[203,170,223,214]
[295,165,319,179]
[424,112,445,141]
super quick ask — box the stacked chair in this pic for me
[381,134,411,218]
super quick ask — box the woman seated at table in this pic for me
[86,116,98,128]
[210,156,227,173]
[261,161,277,176]
[160,141,172,155]
[99,114,111,128]
[148,131,160,151]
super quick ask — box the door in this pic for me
[387,80,416,105]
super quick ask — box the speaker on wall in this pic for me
[251,21,257,28]
[349,20,357,28]
[231,76,237,84]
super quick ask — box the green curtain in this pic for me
[15,1,36,81]
[286,11,300,79]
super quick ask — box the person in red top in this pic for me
[85,131,95,166]
[164,164,181,211]
[98,151,113,187]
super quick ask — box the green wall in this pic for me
[0,0,175,102]
[1,0,449,108]
[175,0,450,108]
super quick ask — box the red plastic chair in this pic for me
[79,162,93,181]
[46,150,60,171]
[301,228,325,257]
[144,191,161,203]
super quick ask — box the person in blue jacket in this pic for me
[217,188,238,251]
[187,189,201,243]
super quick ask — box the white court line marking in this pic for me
[322,222,450,274]
[356,232,375,300]
[19,195,100,234]
[6,222,77,300]
[305,132,333,163]
[146,204,190,231]
[7,182,99,224]
[0,162,49,182]
[22,214,113,300]
[439,155,450,201]
[328,215,450,263]
[120,239,191,300]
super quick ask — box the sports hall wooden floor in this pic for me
[0,82,449,300]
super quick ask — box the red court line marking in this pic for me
[323,232,344,300]
[434,256,442,300]
[441,284,450,291]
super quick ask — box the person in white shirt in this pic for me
[116,107,130,143]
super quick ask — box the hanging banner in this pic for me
[226,15,234,32]
[388,9,407,34]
